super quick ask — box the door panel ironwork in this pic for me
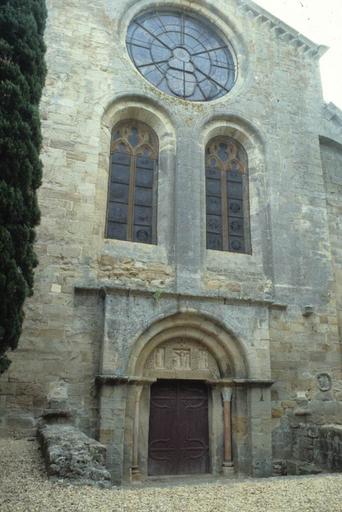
[148,380,209,476]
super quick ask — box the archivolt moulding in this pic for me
[127,311,249,379]
[199,113,266,154]
[101,95,176,153]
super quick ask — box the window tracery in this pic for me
[106,120,158,244]
[206,137,251,253]
[126,11,236,102]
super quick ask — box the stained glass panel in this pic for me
[206,137,251,253]
[106,121,158,244]
[127,11,236,102]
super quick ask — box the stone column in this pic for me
[98,382,128,485]
[131,384,144,481]
[174,127,202,293]
[221,387,234,475]
[248,386,273,477]
[100,292,118,374]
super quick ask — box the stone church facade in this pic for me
[1,0,342,483]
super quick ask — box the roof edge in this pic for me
[237,0,329,58]
[323,102,342,138]
[324,102,342,124]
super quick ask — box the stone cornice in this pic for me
[95,375,275,387]
[74,283,287,310]
[323,102,342,129]
[237,0,328,58]
[95,375,156,385]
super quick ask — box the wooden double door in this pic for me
[148,380,209,476]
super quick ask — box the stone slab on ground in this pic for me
[37,424,111,486]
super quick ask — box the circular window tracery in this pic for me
[126,11,236,102]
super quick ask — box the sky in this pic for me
[255,0,342,109]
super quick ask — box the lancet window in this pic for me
[206,137,251,253]
[106,120,158,244]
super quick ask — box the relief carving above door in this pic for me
[144,339,221,378]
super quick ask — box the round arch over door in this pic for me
[96,308,273,483]
[128,311,249,379]
[124,311,249,481]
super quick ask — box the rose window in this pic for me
[126,11,236,102]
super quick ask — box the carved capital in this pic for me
[221,387,233,402]
[134,383,144,402]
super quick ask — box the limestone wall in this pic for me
[0,0,340,476]
[320,139,342,340]
[269,137,342,464]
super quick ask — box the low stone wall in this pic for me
[320,425,342,471]
[273,423,342,475]
[38,424,111,486]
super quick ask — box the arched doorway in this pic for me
[97,309,273,483]
[124,312,249,481]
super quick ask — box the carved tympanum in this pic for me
[144,339,221,378]
[154,348,165,369]
[173,349,191,370]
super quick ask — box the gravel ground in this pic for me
[1,438,342,512]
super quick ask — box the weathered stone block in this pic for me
[38,424,111,486]
[320,424,342,471]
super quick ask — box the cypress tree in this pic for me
[0,0,47,373]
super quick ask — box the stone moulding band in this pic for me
[41,409,73,420]
[95,375,274,387]
[74,284,287,310]
[95,375,156,385]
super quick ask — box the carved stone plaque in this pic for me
[154,348,165,369]
[144,338,221,378]
[198,350,209,370]
[173,349,191,370]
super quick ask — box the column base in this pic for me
[222,461,235,477]
[131,466,142,482]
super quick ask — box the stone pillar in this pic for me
[131,384,144,481]
[248,386,273,477]
[221,387,234,475]
[174,127,202,293]
[41,380,73,426]
[100,293,118,374]
[98,383,128,485]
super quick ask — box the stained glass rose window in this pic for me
[126,11,236,102]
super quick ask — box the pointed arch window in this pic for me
[206,137,251,253]
[106,120,158,244]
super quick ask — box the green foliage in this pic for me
[152,290,164,303]
[0,0,47,373]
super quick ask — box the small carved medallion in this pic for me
[317,373,332,392]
